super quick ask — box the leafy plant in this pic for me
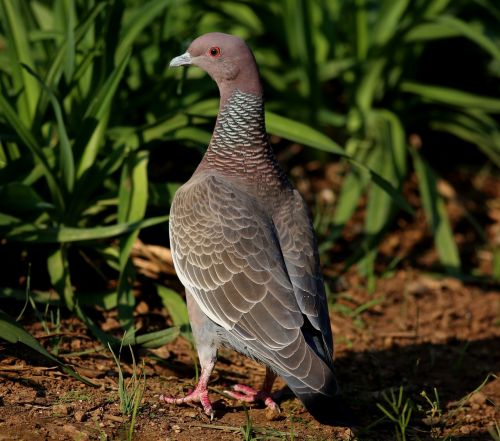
[108,339,146,417]
[0,0,171,323]
[240,406,255,441]
[1,0,499,366]
[419,388,443,429]
[221,0,500,277]
[377,386,414,441]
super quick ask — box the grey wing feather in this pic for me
[170,173,334,392]
[273,189,334,357]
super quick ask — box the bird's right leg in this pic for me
[224,367,280,412]
[159,290,218,419]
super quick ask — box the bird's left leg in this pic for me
[160,291,217,418]
[224,367,280,412]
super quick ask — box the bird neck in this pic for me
[199,90,289,191]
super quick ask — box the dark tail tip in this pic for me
[299,391,357,427]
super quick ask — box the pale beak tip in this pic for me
[169,52,192,68]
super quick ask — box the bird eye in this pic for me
[208,47,221,57]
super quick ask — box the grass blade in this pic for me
[401,81,500,113]
[412,150,461,273]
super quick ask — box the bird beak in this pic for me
[169,52,192,67]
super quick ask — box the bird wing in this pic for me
[169,173,333,389]
[272,189,333,358]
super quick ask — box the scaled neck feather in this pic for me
[199,90,289,192]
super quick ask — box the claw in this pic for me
[160,362,216,418]
[160,385,214,418]
[224,383,280,413]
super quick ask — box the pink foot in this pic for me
[224,384,280,412]
[160,384,214,419]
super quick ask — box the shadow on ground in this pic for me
[333,336,499,439]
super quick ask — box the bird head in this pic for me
[169,33,262,101]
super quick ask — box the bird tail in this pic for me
[282,367,356,427]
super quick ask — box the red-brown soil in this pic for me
[1,166,499,440]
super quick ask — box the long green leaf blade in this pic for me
[401,82,500,113]
[0,0,40,125]
[2,215,168,243]
[412,150,461,273]
[77,52,131,178]
[0,93,64,209]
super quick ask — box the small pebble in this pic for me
[53,404,70,416]
[469,392,486,406]
[74,410,86,422]
[265,406,280,421]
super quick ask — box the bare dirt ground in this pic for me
[1,167,499,440]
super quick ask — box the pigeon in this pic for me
[162,32,352,426]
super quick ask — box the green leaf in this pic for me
[122,327,180,348]
[349,159,414,215]
[22,63,75,193]
[371,0,409,47]
[266,111,412,214]
[0,93,64,210]
[1,215,168,243]
[429,110,500,168]
[61,0,76,82]
[405,23,461,41]
[356,58,385,113]
[0,0,40,125]
[401,81,500,113]
[76,291,118,310]
[69,144,126,220]
[47,246,74,310]
[412,150,461,273]
[117,150,149,271]
[117,151,149,227]
[76,52,131,178]
[157,285,192,342]
[364,148,396,235]
[433,15,500,60]
[40,2,107,115]
[354,0,369,60]
[75,303,118,348]
[266,111,345,155]
[324,147,370,248]
[0,309,95,386]
[0,182,48,214]
[116,0,170,63]
[0,287,59,305]
[117,150,149,329]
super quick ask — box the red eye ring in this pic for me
[208,46,221,57]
